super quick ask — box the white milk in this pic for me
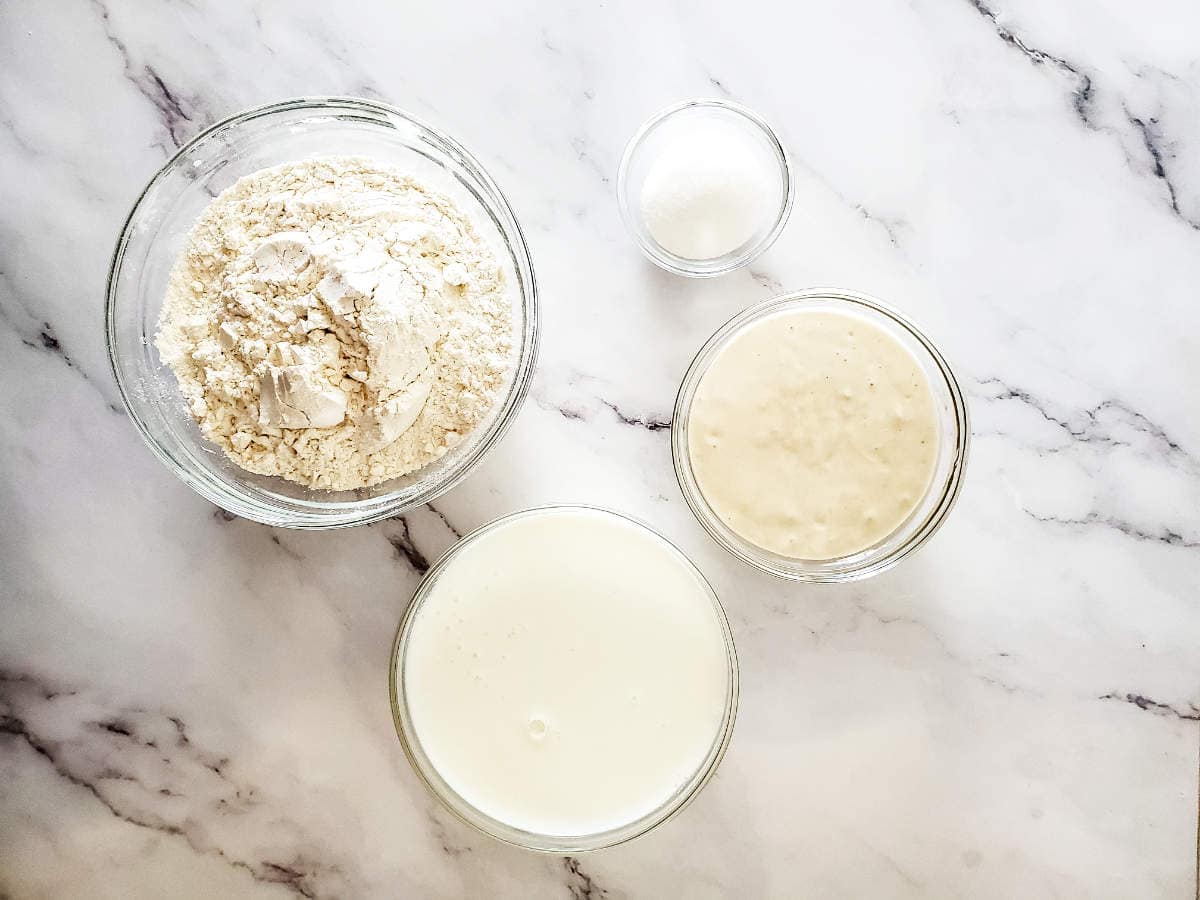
[400,507,732,838]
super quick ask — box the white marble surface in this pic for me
[2,0,1199,896]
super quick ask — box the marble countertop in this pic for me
[2,0,1199,896]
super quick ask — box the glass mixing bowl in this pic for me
[389,505,739,852]
[106,97,538,528]
[673,288,969,581]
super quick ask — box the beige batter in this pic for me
[687,309,938,560]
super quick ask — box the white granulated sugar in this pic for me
[639,123,776,261]
[156,156,513,490]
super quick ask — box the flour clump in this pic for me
[156,156,512,490]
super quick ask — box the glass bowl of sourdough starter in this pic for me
[390,505,739,852]
[617,98,793,277]
[673,289,969,581]
[106,97,538,528]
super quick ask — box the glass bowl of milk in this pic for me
[617,98,794,277]
[673,288,970,582]
[389,505,739,851]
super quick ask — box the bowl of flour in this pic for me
[107,98,537,528]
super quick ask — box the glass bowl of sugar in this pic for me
[617,98,793,277]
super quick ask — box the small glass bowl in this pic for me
[672,289,970,582]
[389,505,740,853]
[106,97,538,528]
[616,98,793,277]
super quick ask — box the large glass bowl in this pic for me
[106,97,538,528]
[389,505,739,852]
[673,288,969,581]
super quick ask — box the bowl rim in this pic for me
[388,503,740,853]
[671,287,970,582]
[615,97,794,278]
[105,96,539,529]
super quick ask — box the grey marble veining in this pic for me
[1,0,1198,897]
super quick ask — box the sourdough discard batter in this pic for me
[688,309,938,560]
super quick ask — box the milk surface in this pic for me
[402,508,731,837]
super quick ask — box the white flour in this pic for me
[156,156,512,490]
